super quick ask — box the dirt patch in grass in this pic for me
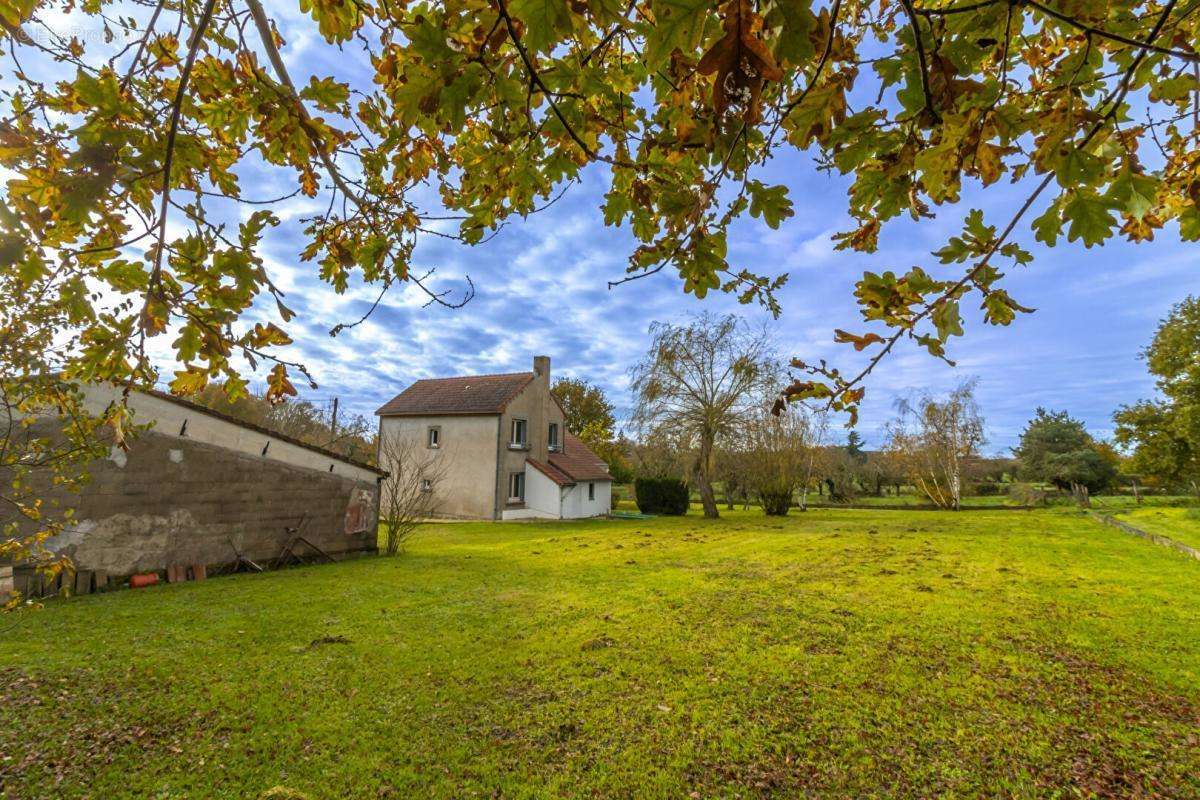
[0,667,226,796]
[671,638,1200,799]
[1009,643,1200,798]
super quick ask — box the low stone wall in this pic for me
[9,427,380,579]
[1090,512,1200,561]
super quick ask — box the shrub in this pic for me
[973,481,1003,496]
[758,482,793,516]
[634,477,690,515]
[1008,482,1047,506]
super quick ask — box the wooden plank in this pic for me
[191,564,207,581]
[13,569,33,598]
[93,570,108,592]
[38,572,58,599]
[74,570,93,596]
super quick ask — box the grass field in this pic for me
[2,508,1198,799]
[1108,505,1200,550]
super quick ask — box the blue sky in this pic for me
[20,4,1186,455]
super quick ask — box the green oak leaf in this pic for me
[510,0,573,54]
[747,182,794,229]
[644,0,709,69]
[300,76,350,112]
[1063,192,1116,248]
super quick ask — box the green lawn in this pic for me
[2,509,1198,799]
[1108,505,1200,551]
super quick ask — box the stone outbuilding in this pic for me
[6,383,384,585]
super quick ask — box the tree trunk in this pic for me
[1132,479,1142,505]
[1071,482,1091,508]
[948,460,961,511]
[696,436,719,518]
[696,470,719,518]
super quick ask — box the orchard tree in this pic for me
[1114,296,1200,493]
[578,420,634,483]
[630,313,774,518]
[2,0,1199,568]
[551,378,630,479]
[551,378,617,436]
[742,397,816,515]
[377,434,449,555]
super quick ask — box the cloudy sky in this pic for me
[221,8,1196,455]
[27,4,1192,454]
[255,152,1190,455]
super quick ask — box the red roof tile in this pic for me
[376,372,534,416]
[526,457,575,487]
[548,432,611,483]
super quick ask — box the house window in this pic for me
[508,472,525,502]
[510,418,527,448]
[588,482,595,501]
[427,426,441,449]
[419,478,432,493]
[548,422,559,451]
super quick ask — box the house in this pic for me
[375,356,612,520]
[2,383,384,591]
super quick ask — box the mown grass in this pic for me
[2,509,1198,799]
[1109,505,1200,550]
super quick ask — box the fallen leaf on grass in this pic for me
[306,635,351,650]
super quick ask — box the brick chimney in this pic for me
[533,355,550,380]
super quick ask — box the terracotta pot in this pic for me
[129,572,159,589]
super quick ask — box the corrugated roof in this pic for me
[548,432,611,483]
[375,372,534,416]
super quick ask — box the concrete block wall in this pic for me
[30,428,380,577]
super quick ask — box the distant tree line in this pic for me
[615,306,1200,517]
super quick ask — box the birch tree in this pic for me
[885,380,985,510]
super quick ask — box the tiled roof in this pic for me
[526,458,575,487]
[548,432,611,483]
[375,372,534,416]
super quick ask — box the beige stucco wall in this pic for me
[495,369,565,517]
[377,414,499,519]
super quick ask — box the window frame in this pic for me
[508,471,526,502]
[588,482,595,501]
[426,426,441,449]
[419,477,432,493]
[548,422,559,452]
[509,417,528,449]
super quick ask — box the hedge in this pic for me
[634,477,689,515]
